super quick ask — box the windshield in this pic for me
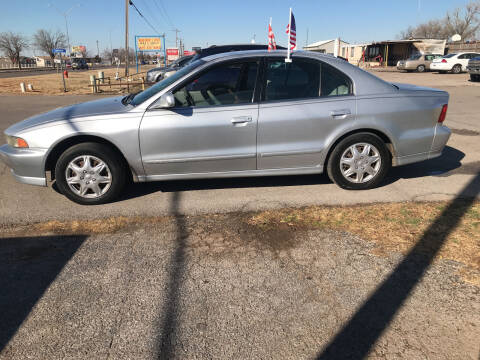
[130,60,204,106]
[443,53,456,58]
[408,54,421,60]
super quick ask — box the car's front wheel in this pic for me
[55,142,127,205]
[327,133,391,190]
[417,65,425,73]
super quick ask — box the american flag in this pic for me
[285,11,297,51]
[268,22,277,51]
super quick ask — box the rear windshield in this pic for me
[443,54,456,58]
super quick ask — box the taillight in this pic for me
[438,104,448,123]
[441,59,447,63]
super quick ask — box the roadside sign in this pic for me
[53,48,66,53]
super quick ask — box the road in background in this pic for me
[0,72,479,226]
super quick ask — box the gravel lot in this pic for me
[1,208,479,359]
[0,70,479,359]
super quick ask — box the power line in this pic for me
[154,0,175,28]
[138,0,164,32]
[129,0,162,35]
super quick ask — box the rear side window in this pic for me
[263,58,352,101]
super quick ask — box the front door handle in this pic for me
[330,109,352,119]
[231,116,253,124]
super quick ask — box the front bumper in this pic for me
[0,144,47,186]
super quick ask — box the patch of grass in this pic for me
[248,201,480,274]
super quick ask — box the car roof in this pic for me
[196,44,286,58]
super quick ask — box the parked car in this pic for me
[430,52,480,74]
[71,58,89,70]
[146,55,193,83]
[466,56,480,81]
[396,54,443,72]
[147,44,287,82]
[0,50,451,205]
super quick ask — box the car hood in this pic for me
[5,96,128,135]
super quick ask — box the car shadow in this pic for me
[115,146,464,202]
[0,235,87,351]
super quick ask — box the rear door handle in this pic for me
[231,116,253,124]
[330,109,351,119]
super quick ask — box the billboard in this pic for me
[137,37,162,51]
[72,45,86,53]
[166,48,179,61]
[184,50,195,56]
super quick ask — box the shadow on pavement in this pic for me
[316,171,480,359]
[117,146,464,201]
[0,235,87,351]
[157,192,188,359]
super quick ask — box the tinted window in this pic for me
[322,64,352,96]
[425,55,434,61]
[173,60,258,107]
[131,60,204,106]
[263,58,351,101]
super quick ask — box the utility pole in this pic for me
[125,0,129,76]
[96,40,100,57]
[306,28,309,47]
[171,29,181,49]
[48,3,80,56]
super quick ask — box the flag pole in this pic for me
[285,7,292,63]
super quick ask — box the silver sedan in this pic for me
[0,50,451,205]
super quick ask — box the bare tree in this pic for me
[398,0,480,40]
[102,49,114,65]
[0,32,28,69]
[445,1,480,40]
[32,29,66,61]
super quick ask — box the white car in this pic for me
[430,52,480,74]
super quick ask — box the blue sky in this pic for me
[0,0,473,56]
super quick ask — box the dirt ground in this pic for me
[0,65,155,95]
[1,200,479,359]
[1,64,479,96]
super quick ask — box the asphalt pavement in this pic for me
[1,214,478,359]
[0,81,479,225]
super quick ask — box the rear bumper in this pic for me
[467,67,480,74]
[394,125,451,166]
[430,63,451,71]
[0,144,47,186]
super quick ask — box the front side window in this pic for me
[263,58,352,101]
[173,60,258,108]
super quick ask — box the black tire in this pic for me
[439,71,446,74]
[55,142,127,205]
[327,133,391,190]
[471,74,479,82]
[452,64,462,74]
[417,65,425,73]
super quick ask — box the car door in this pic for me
[139,58,260,177]
[257,57,356,170]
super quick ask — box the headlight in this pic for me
[6,135,29,148]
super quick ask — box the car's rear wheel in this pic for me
[417,65,425,73]
[471,74,479,82]
[452,64,462,74]
[327,133,391,190]
[55,142,126,205]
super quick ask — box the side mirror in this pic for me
[152,92,175,109]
